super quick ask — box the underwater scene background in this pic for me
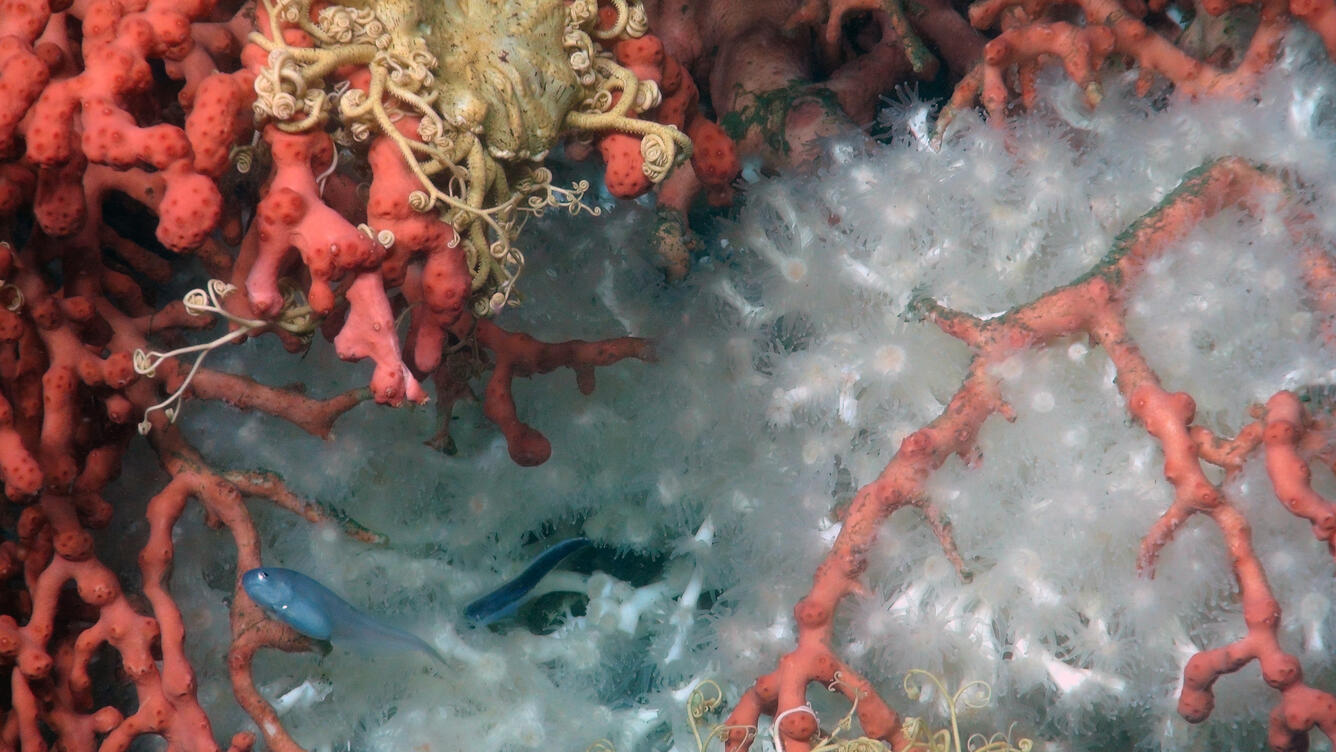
[89,33,1336,752]
[6,0,1336,746]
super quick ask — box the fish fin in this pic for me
[424,643,450,667]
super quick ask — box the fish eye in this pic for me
[257,572,269,581]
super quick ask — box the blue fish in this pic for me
[465,537,590,625]
[242,567,446,665]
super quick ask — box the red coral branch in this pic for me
[145,425,358,752]
[1,0,674,743]
[1168,390,1336,749]
[724,158,1336,751]
[469,317,655,466]
[941,0,1336,128]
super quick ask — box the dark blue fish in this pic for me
[464,537,590,625]
[242,567,446,665]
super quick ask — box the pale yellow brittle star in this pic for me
[244,0,690,315]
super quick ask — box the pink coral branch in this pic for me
[1263,390,1336,555]
[462,316,655,466]
[943,0,1336,128]
[725,158,1336,751]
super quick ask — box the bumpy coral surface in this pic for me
[209,0,677,432]
[248,0,689,314]
[0,1,679,749]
